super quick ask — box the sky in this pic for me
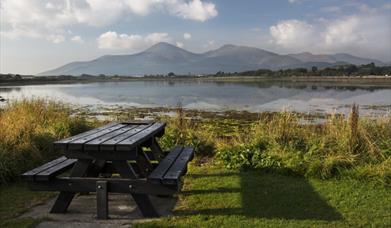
[1,0,390,75]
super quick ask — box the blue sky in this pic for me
[1,0,390,74]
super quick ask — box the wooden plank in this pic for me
[68,124,127,151]
[147,146,184,183]
[113,159,159,217]
[116,123,166,151]
[121,120,154,125]
[50,159,92,213]
[135,148,154,178]
[53,123,119,149]
[35,159,77,181]
[96,181,108,219]
[29,177,178,195]
[65,150,138,160]
[83,125,138,151]
[99,124,152,151]
[163,147,194,185]
[21,156,68,181]
[150,138,164,161]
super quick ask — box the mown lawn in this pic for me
[135,162,391,227]
[0,162,389,227]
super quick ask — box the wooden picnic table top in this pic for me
[54,121,166,153]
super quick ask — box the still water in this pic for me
[0,80,390,116]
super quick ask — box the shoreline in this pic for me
[1,75,391,87]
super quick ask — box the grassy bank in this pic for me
[0,99,93,184]
[0,99,390,227]
[152,106,391,185]
[1,99,390,185]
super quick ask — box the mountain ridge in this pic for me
[39,42,386,76]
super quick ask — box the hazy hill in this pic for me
[288,52,384,66]
[39,42,385,76]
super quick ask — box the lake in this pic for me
[1,80,391,116]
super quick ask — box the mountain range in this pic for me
[39,42,386,76]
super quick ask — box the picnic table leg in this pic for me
[150,138,164,161]
[96,181,108,219]
[112,160,159,217]
[50,159,92,213]
[136,148,154,177]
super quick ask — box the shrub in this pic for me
[215,107,391,185]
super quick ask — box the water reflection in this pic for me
[0,80,390,116]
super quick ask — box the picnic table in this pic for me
[22,121,194,219]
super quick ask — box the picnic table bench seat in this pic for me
[22,156,77,181]
[21,121,195,219]
[148,146,194,186]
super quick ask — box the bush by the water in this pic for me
[215,107,391,185]
[0,99,91,184]
[157,106,390,185]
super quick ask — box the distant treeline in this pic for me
[212,63,391,77]
[1,63,390,81]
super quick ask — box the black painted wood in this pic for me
[99,124,152,151]
[85,160,107,177]
[84,125,138,151]
[112,160,138,179]
[96,181,108,219]
[50,159,92,213]
[113,160,159,217]
[35,158,77,181]
[54,123,119,150]
[116,123,166,151]
[121,120,154,125]
[29,177,178,195]
[147,146,184,184]
[68,124,127,150]
[162,147,194,185]
[150,138,164,161]
[21,156,68,181]
[29,121,174,218]
[135,148,154,178]
[65,150,138,160]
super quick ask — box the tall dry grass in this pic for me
[0,99,91,184]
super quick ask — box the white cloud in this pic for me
[1,0,218,42]
[269,9,391,60]
[47,34,65,44]
[183,33,192,40]
[270,20,315,48]
[97,31,171,51]
[176,41,184,48]
[169,0,218,22]
[124,0,154,16]
[71,35,84,43]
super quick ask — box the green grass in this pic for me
[0,182,54,227]
[134,162,391,227]
[0,100,389,227]
[153,106,391,185]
